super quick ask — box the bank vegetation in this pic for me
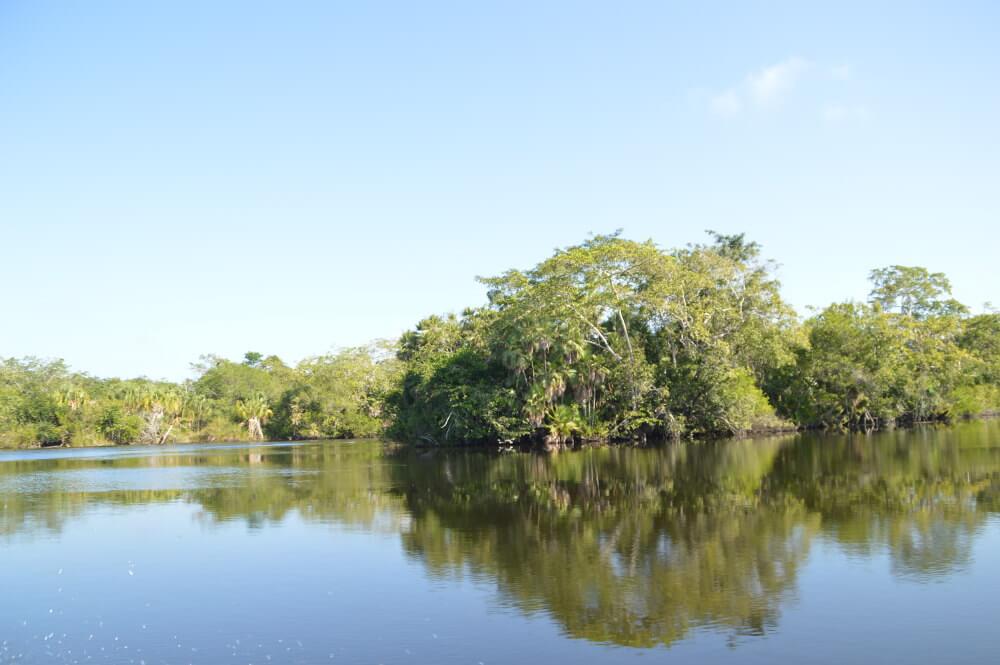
[2,233,998,448]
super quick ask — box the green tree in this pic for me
[124,385,185,444]
[393,232,797,444]
[243,351,264,367]
[235,393,273,440]
[868,265,968,319]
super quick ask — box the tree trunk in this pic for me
[247,417,263,440]
[158,421,175,445]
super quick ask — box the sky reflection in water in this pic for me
[3,421,1000,664]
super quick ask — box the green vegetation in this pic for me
[387,234,1000,445]
[2,233,999,448]
[0,347,401,448]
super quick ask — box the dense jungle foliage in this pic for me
[0,346,402,448]
[2,232,998,448]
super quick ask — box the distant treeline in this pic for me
[0,347,402,449]
[2,232,999,449]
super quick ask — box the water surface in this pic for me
[3,422,1000,663]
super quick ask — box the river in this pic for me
[2,421,1000,663]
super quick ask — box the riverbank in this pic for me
[4,411,999,452]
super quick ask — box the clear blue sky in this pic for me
[2,1,998,380]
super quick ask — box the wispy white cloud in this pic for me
[709,56,811,116]
[709,90,743,116]
[708,58,869,123]
[746,57,811,107]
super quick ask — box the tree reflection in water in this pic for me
[1,420,999,647]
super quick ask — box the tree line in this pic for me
[2,232,999,448]
[0,346,402,448]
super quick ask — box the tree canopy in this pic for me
[1,232,998,448]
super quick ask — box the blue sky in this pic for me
[1,1,998,380]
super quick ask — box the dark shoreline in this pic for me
[4,413,997,454]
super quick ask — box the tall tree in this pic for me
[235,393,272,440]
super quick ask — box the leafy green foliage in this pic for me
[1,234,997,449]
[268,346,401,440]
[778,277,992,428]
[392,235,998,445]
[0,345,400,448]
[390,233,799,444]
[869,265,968,319]
[98,405,141,444]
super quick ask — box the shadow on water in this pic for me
[2,420,999,648]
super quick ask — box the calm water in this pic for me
[3,422,1000,664]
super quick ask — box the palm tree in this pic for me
[183,393,212,434]
[54,385,89,412]
[124,386,183,444]
[545,404,581,451]
[156,390,184,444]
[235,393,272,440]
